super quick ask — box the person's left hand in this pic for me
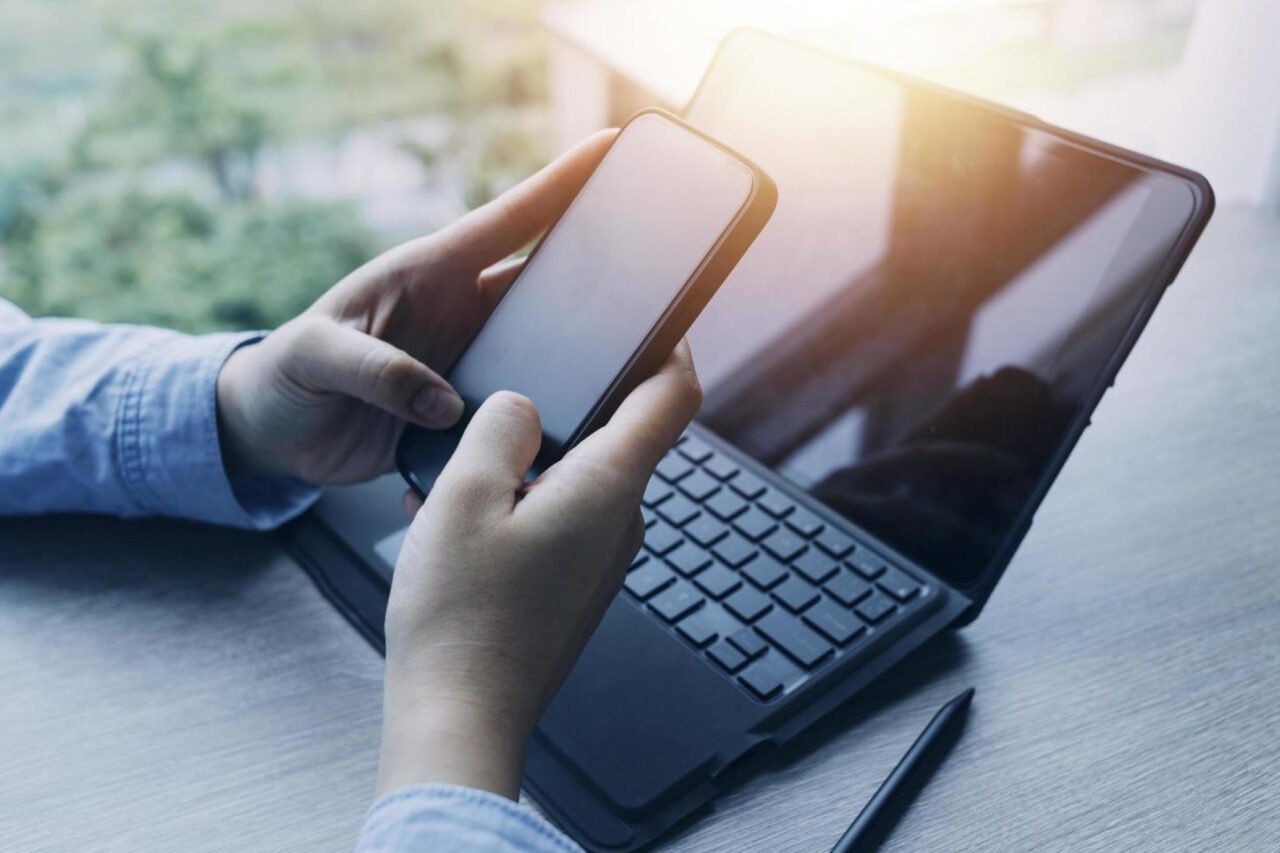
[215,132,613,484]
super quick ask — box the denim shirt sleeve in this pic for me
[0,301,319,528]
[356,785,582,853]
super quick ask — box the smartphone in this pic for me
[397,108,776,496]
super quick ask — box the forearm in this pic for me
[378,684,530,801]
[0,306,317,527]
[369,653,577,851]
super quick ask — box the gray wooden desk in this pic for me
[2,205,1278,852]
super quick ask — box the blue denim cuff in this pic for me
[116,331,320,529]
[357,784,581,852]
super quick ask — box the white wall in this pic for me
[1166,0,1280,209]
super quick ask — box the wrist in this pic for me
[378,689,530,800]
[215,344,281,480]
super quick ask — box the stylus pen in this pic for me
[830,687,975,853]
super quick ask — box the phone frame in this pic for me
[397,108,777,497]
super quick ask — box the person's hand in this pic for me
[376,342,701,800]
[215,132,613,485]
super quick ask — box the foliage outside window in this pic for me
[0,0,547,333]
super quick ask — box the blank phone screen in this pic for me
[448,113,755,447]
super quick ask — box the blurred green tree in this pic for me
[0,0,548,332]
[1,33,377,332]
[2,186,374,332]
[73,36,269,201]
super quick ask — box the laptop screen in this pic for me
[683,31,1202,592]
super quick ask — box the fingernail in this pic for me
[413,387,465,426]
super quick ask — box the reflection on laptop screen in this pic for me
[684,32,1196,590]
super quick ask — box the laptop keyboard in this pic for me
[625,433,932,703]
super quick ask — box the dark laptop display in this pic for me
[287,29,1213,853]
[683,31,1206,602]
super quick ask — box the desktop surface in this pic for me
[1,205,1278,851]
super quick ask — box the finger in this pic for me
[441,130,615,270]
[401,489,424,520]
[434,391,543,508]
[567,339,702,485]
[477,255,527,312]
[283,317,464,428]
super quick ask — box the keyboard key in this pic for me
[695,602,748,638]
[732,507,778,542]
[773,576,820,613]
[738,663,784,701]
[694,564,742,600]
[677,436,714,463]
[643,522,683,556]
[707,639,748,674]
[676,611,719,648]
[824,570,873,607]
[666,547,710,578]
[730,471,767,499]
[743,648,805,695]
[624,563,675,600]
[657,495,700,527]
[728,627,768,659]
[712,533,758,568]
[642,480,673,507]
[855,591,897,624]
[684,515,728,548]
[792,549,840,585]
[755,611,833,669]
[678,470,722,502]
[757,490,795,519]
[649,584,705,624]
[703,455,740,481]
[848,550,887,580]
[740,554,788,590]
[785,509,826,538]
[655,455,694,483]
[629,552,649,571]
[815,529,856,558]
[804,599,867,645]
[675,432,716,458]
[877,567,922,601]
[725,586,773,622]
[763,529,807,562]
[706,490,749,521]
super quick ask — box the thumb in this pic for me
[440,130,615,270]
[281,317,464,427]
[435,391,543,510]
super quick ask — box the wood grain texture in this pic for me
[0,520,385,852]
[1,205,1277,852]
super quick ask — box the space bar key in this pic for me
[754,611,832,669]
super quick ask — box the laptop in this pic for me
[287,29,1213,851]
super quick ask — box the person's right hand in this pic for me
[376,341,701,800]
